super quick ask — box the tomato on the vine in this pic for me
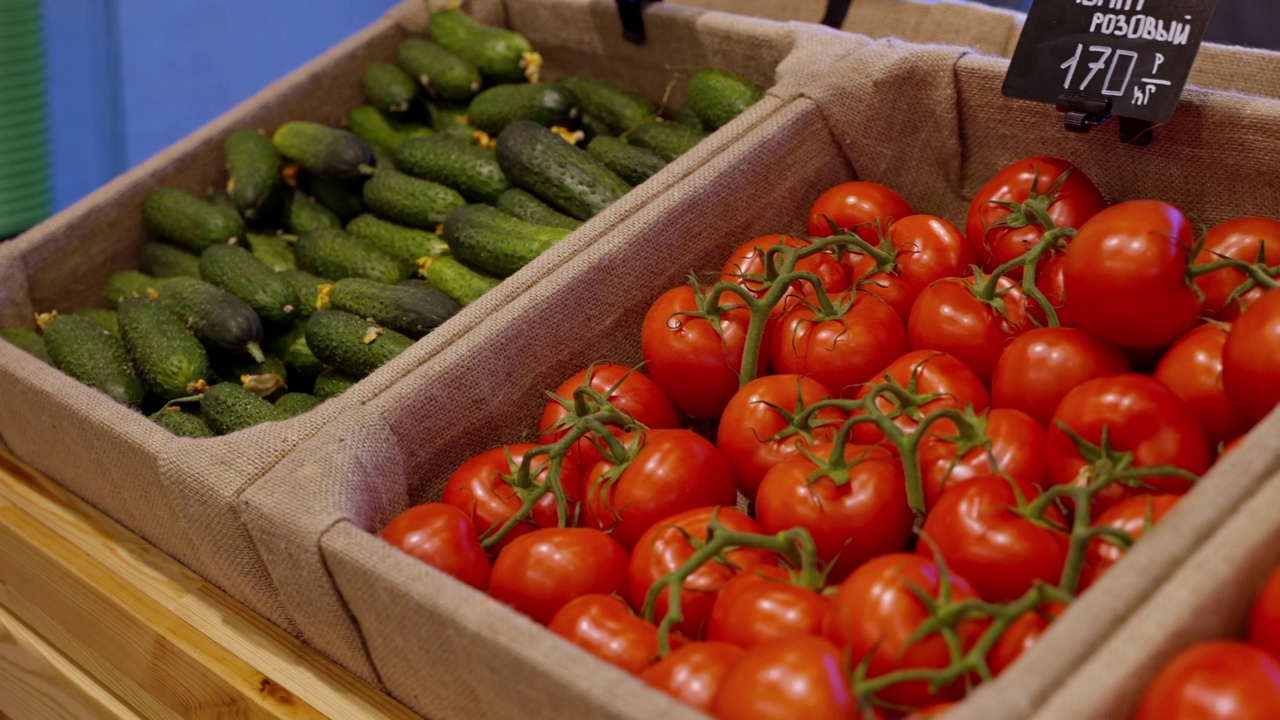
[1193,217,1280,321]
[770,290,907,399]
[988,602,1067,677]
[1033,252,1075,327]
[1135,642,1280,720]
[489,527,628,625]
[1223,289,1280,425]
[706,565,830,650]
[918,408,1047,510]
[548,594,662,675]
[850,214,977,322]
[719,234,849,314]
[712,635,856,720]
[807,180,914,245]
[907,275,1030,384]
[380,503,492,591]
[1249,566,1280,662]
[1078,494,1180,592]
[640,641,745,713]
[1154,323,1249,447]
[852,350,991,446]
[991,327,1131,428]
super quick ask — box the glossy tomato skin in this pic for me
[1034,252,1075,327]
[1135,641,1280,720]
[1193,217,1280,321]
[641,285,769,420]
[712,635,856,720]
[771,290,907,399]
[716,375,845,502]
[851,214,977,322]
[585,429,738,551]
[853,350,991,446]
[965,156,1107,272]
[824,553,989,708]
[640,641,745,713]
[548,594,661,675]
[1249,566,1280,662]
[537,364,679,471]
[1062,200,1202,349]
[807,180,914,245]
[991,327,1131,428]
[1045,375,1210,517]
[489,527,629,625]
[756,444,914,582]
[1078,494,1180,592]
[380,503,492,591]
[706,565,830,650]
[908,276,1030,384]
[720,234,849,310]
[1223,289,1280,424]
[988,602,1066,676]
[918,408,1047,510]
[1154,324,1249,447]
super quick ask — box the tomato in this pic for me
[920,475,1069,602]
[716,375,846,501]
[990,327,1131,428]
[771,290,907,399]
[1249,566,1280,662]
[1135,641,1280,720]
[585,428,738,551]
[1193,217,1280,321]
[548,594,662,674]
[907,275,1030,384]
[1062,200,1202,349]
[537,364,679,471]
[1223,289,1280,424]
[1033,252,1075,327]
[380,503,492,591]
[807,180,914,245]
[712,635,856,720]
[1045,375,1210,517]
[489,527,628,625]
[850,214,977,322]
[918,408,1047,510]
[1154,324,1249,447]
[904,704,957,720]
[965,156,1107,272]
[852,350,991,446]
[440,444,584,552]
[825,554,988,708]
[629,506,773,638]
[719,234,849,312]
[640,641,745,713]
[706,565,830,649]
[756,443,913,582]
[988,602,1066,676]
[641,284,769,420]
[1078,494,1180,592]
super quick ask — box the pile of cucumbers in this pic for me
[0,6,764,437]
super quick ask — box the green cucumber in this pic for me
[578,113,614,142]
[143,187,246,252]
[362,169,465,230]
[297,172,365,223]
[224,129,283,221]
[466,83,579,136]
[676,104,705,130]
[74,308,119,335]
[104,270,165,309]
[149,407,215,438]
[394,134,510,204]
[429,9,537,85]
[397,38,482,104]
[200,382,278,434]
[207,186,240,213]
[274,392,321,418]
[245,232,297,272]
[495,121,630,221]
[625,120,708,160]
[556,75,655,134]
[217,355,288,398]
[586,136,668,186]
[158,277,265,360]
[313,368,358,400]
[117,297,211,400]
[428,102,471,131]
[346,213,448,278]
[420,254,501,306]
[139,242,202,279]
[272,121,376,180]
[199,244,298,325]
[347,104,434,153]
[363,61,420,114]
[280,188,342,235]
[266,324,324,388]
[294,228,408,284]
[0,327,51,364]
[686,68,764,131]
[494,189,582,230]
[443,204,569,278]
[329,278,460,339]
[305,309,414,379]
[278,270,331,318]
[43,314,145,407]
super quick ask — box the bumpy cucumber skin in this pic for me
[394,134,510,204]
[397,38,482,104]
[298,172,365,224]
[280,188,343,235]
[199,244,298,325]
[278,270,331,319]
[466,84,579,136]
[74,308,120,335]
[495,121,630,221]
[139,242,202,279]
[274,392,321,418]
[117,297,210,401]
[0,327,51,365]
[556,75,655,134]
[266,324,324,387]
[244,232,297,272]
[224,129,283,221]
[363,62,420,114]
[294,228,408,284]
[419,255,501,306]
[428,102,471,131]
[429,9,535,85]
[43,314,145,407]
[329,278,460,339]
[313,368,358,400]
[625,121,708,161]
[143,187,246,253]
[347,104,435,153]
[272,121,376,180]
[104,270,166,310]
[158,277,265,358]
[149,408,215,438]
[200,382,278,435]
[676,104,706,130]
[305,309,415,379]
[586,136,668,186]
[687,68,764,131]
[443,204,569,278]
[494,189,582,230]
[346,213,448,278]
[362,169,466,230]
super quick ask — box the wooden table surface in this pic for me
[0,448,420,720]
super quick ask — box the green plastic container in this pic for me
[0,0,50,238]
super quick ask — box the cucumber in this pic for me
[420,254,501,306]
[278,270,331,318]
[578,113,614,142]
[313,368,358,400]
[297,172,364,223]
[346,213,449,278]
[556,75,655,134]
[217,355,288,398]
[443,204,569,278]
[305,309,414,379]
[429,9,538,84]
[224,129,283,221]
[362,169,465,230]
[104,270,165,309]
[117,297,211,400]
[495,121,630,221]
[362,61,420,114]
[394,134,510,204]
[397,38,482,104]
[274,392,321,418]
[207,186,240,213]
[0,327,51,364]
[280,188,342,235]
[199,244,298,325]
[347,104,434,153]
[200,382,278,435]
[329,278,460,339]
[686,68,764,131]
[494,189,582,230]
[586,136,668,186]
[428,102,471,131]
[149,407,215,438]
[625,120,708,161]
[143,187,246,252]
[245,232,297,272]
[158,277,265,360]
[272,121,376,180]
[294,228,408,284]
[43,314,145,407]
[676,104,705,130]
[139,242,202,279]
[74,308,119,335]
[466,83,579,136]
[266,324,324,388]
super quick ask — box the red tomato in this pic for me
[548,594,662,674]
[907,275,1030,384]
[1249,566,1280,662]
[1062,200,1201,349]
[1045,375,1210,517]
[1135,641,1280,720]
[629,506,772,638]
[585,428,738,551]
[853,350,991,446]
[719,234,849,312]
[988,602,1066,676]
[965,156,1107,272]
[920,475,1069,602]
[771,290,907,399]
[1078,494,1180,592]
[440,444,584,552]
[756,444,913,582]
[918,408,1047,510]
[712,635,856,720]
[537,364,679,471]
[904,704,957,720]
[1154,324,1249,447]
[641,284,769,420]
[1034,252,1075,327]
[807,180,914,245]
[825,554,989,708]
[706,565,830,649]
[380,503,492,591]
[716,374,846,501]
[850,214,977,322]
[1223,289,1280,424]
[991,327,1131,428]
[640,641,745,713]
[1193,217,1280,321]
[489,527,628,625]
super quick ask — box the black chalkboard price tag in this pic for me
[1003,0,1221,137]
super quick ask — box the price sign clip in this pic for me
[1056,93,1155,145]
[616,0,661,44]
